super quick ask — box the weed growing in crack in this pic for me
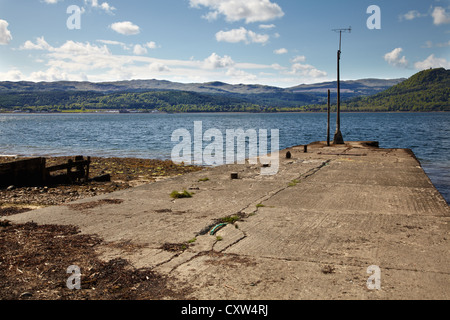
[170,190,193,199]
[220,215,241,224]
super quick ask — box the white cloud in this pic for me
[53,40,111,55]
[148,62,170,72]
[0,68,24,81]
[291,55,306,63]
[399,10,426,21]
[259,24,276,29]
[215,27,269,45]
[145,41,158,49]
[384,48,409,68]
[97,39,129,50]
[274,48,287,54]
[414,54,450,70]
[190,0,284,23]
[132,42,160,55]
[432,7,450,25]
[133,44,147,55]
[0,19,12,45]
[110,21,140,35]
[20,36,52,50]
[9,37,299,85]
[203,52,235,69]
[274,55,328,80]
[226,68,257,81]
[43,0,61,3]
[288,63,327,78]
[216,27,248,43]
[29,67,70,82]
[85,0,116,14]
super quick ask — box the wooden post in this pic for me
[327,89,331,146]
[67,159,73,183]
[85,156,91,181]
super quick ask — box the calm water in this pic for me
[0,112,449,203]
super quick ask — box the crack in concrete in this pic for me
[160,160,333,273]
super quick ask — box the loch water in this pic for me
[0,112,449,203]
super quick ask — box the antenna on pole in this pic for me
[331,26,351,145]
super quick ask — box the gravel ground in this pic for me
[0,156,201,300]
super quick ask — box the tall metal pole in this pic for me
[332,27,351,145]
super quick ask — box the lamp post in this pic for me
[332,27,351,145]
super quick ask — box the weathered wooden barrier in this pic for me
[0,156,91,188]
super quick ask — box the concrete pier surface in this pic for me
[6,141,450,300]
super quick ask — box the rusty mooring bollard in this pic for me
[286,151,292,159]
[231,172,239,180]
[304,145,308,153]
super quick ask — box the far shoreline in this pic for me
[1,110,449,115]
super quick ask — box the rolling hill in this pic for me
[340,68,450,112]
[0,69,447,112]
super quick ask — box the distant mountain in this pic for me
[341,68,450,112]
[7,70,448,112]
[289,78,405,97]
[0,78,402,95]
[0,77,405,111]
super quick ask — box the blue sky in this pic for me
[0,0,449,87]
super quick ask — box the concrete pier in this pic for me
[5,141,450,299]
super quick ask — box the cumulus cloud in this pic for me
[432,6,450,25]
[20,36,52,50]
[203,53,235,69]
[190,0,284,23]
[11,37,296,85]
[384,48,409,68]
[132,42,160,55]
[110,21,140,35]
[215,27,269,44]
[291,55,306,63]
[414,54,450,70]
[0,68,24,81]
[274,48,287,55]
[274,55,327,80]
[85,0,116,14]
[133,44,147,55]
[0,19,12,45]
[289,63,327,78]
[53,40,111,56]
[399,10,426,21]
[145,41,158,49]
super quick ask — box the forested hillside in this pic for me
[340,68,449,112]
[0,68,447,112]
